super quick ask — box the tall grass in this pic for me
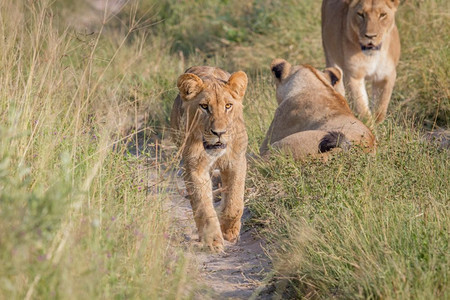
[0,1,194,298]
[395,0,449,128]
[1,0,448,299]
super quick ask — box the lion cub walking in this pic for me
[322,0,400,123]
[260,59,375,160]
[170,66,248,252]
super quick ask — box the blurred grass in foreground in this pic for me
[0,1,194,298]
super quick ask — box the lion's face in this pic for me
[177,71,248,154]
[347,0,399,53]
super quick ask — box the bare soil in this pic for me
[166,172,272,299]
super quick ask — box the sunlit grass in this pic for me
[247,117,448,298]
[0,0,448,298]
[0,1,194,298]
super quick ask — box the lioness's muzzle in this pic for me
[361,42,382,51]
[203,141,227,150]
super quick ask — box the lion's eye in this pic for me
[225,103,232,110]
[380,12,387,19]
[357,12,364,18]
[199,104,208,110]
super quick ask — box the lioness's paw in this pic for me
[201,221,224,253]
[375,111,386,124]
[204,237,224,253]
[221,221,241,243]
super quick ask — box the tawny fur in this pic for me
[170,66,248,252]
[322,0,400,123]
[260,59,375,160]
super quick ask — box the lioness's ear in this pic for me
[177,73,204,101]
[390,0,400,8]
[323,67,345,96]
[344,0,358,7]
[270,58,291,82]
[323,67,342,87]
[227,71,248,100]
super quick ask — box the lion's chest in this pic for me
[362,54,380,78]
[206,148,227,168]
[352,50,393,81]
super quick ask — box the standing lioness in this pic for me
[170,66,248,252]
[322,0,400,123]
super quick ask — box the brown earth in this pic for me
[166,171,272,299]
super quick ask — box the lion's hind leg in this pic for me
[271,130,349,160]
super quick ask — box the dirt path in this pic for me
[166,172,272,299]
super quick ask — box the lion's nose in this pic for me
[211,129,226,137]
[365,33,377,39]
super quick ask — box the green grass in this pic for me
[394,0,449,128]
[0,1,194,298]
[247,119,448,298]
[0,0,448,299]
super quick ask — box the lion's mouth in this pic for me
[203,140,227,150]
[361,42,382,51]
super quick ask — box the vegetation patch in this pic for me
[247,120,448,298]
[0,0,448,298]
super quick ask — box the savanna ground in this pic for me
[0,0,448,299]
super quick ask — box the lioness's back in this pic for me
[184,66,230,82]
[321,0,347,67]
[261,59,375,159]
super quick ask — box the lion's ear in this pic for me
[323,67,345,96]
[323,67,343,87]
[345,0,359,7]
[227,71,248,101]
[270,58,291,82]
[177,73,204,101]
[390,0,400,8]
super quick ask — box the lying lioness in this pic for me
[260,59,375,160]
[322,0,401,123]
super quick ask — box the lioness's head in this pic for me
[270,58,345,104]
[177,69,248,153]
[346,0,399,53]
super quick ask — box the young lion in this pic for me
[260,59,375,159]
[170,66,248,252]
[322,0,401,123]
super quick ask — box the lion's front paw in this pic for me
[221,220,241,243]
[200,220,224,253]
[375,111,386,124]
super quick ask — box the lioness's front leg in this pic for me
[218,156,246,243]
[347,76,371,120]
[373,72,396,123]
[184,168,224,252]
